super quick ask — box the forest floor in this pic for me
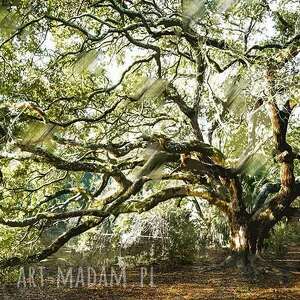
[0,245,299,299]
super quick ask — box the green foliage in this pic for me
[160,207,199,264]
[0,0,299,273]
[19,122,57,149]
[0,6,17,37]
[0,225,42,272]
[60,205,201,266]
[265,221,300,257]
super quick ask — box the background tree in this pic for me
[0,0,299,275]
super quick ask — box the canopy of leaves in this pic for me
[0,0,299,266]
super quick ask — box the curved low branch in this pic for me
[0,218,104,269]
[0,183,228,269]
[121,185,229,214]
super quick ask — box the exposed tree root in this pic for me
[198,253,291,283]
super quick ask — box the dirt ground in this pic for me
[1,246,299,300]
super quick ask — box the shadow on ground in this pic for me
[0,245,299,299]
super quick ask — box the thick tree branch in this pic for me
[0,209,106,228]
[0,218,104,269]
[253,183,280,212]
[253,101,298,224]
[0,184,228,269]
[18,144,132,189]
[117,185,229,215]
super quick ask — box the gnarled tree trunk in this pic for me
[228,219,268,273]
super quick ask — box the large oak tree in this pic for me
[0,0,299,274]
